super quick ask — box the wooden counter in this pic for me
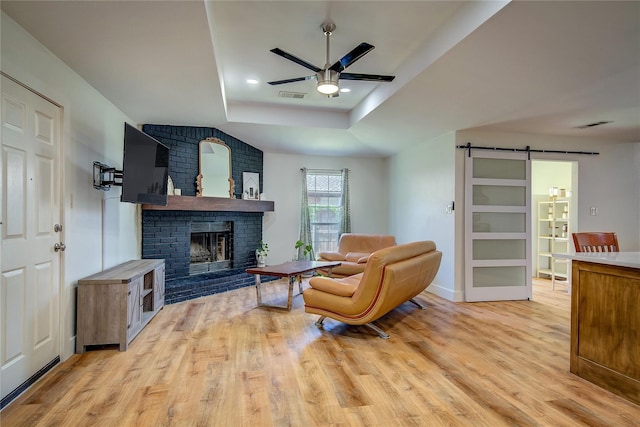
[567,252,640,405]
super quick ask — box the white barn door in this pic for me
[464,150,532,302]
[1,75,62,403]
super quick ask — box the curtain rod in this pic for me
[457,142,599,159]
[301,168,349,173]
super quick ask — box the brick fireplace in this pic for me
[141,125,271,304]
[142,210,265,303]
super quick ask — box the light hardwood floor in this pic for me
[2,279,639,426]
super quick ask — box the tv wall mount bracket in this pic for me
[93,161,123,191]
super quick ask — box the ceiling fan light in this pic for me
[316,70,339,95]
[317,82,339,95]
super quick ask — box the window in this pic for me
[305,171,345,254]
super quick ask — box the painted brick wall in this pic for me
[140,125,268,304]
[142,124,263,199]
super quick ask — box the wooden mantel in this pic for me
[142,195,274,212]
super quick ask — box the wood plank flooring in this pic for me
[2,279,639,426]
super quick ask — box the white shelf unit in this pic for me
[537,198,570,289]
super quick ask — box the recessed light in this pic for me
[340,88,351,93]
[246,79,259,85]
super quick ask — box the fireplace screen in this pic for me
[190,221,232,275]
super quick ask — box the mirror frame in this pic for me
[196,138,234,198]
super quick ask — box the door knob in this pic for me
[54,242,66,252]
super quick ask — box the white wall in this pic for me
[388,132,457,300]
[1,13,138,359]
[531,161,574,195]
[574,141,640,243]
[262,153,389,264]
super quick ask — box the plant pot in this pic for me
[256,251,266,267]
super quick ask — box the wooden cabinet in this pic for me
[76,259,165,353]
[570,259,640,405]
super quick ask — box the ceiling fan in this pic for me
[268,22,395,96]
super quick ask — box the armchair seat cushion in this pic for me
[308,274,362,297]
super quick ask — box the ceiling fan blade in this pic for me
[270,48,321,72]
[329,42,374,72]
[267,76,314,85]
[339,72,395,82]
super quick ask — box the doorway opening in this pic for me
[531,160,578,293]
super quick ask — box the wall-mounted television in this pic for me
[121,123,170,206]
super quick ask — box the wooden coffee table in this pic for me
[246,261,341,311]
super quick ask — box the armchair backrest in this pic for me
[337,233,396,254]
[351,241,442,316]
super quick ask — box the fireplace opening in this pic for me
[190,221,232,275]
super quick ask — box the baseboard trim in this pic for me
[1,356,60,410]
[426,283,464,302]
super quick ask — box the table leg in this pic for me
[286,276,295,310]
[256,275,295,311]
[296,274,303,293]
[254,274,263,306]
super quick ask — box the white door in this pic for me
[464,150,531,302]
[1,75,62,402]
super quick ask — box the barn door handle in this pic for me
[54,242,66,252]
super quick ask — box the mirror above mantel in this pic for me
[196,138,234,198]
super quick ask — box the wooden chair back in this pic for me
[572,232,619,253]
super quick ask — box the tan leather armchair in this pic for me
[303,241,442,339]
[317,233,396,277]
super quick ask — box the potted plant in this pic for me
[295,240,315,261]
[256,241,269,267]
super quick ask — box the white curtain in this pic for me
[298,168,312,259]
[340,168,351,234]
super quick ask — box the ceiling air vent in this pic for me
[574,120,613,129]
[278,91,306,99]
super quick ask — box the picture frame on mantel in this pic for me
[242,172,260,200]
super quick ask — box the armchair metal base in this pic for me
[409,297,427,309]
[314,316,391,339]
[313,299,427,339]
